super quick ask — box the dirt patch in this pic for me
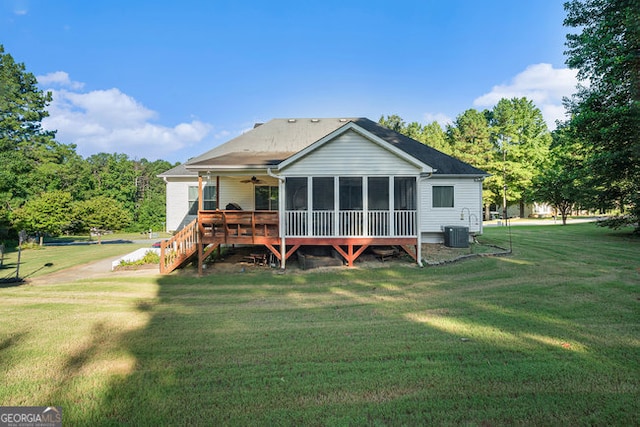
[195,244,488,275]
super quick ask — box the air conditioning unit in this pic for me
[444,226,469,248]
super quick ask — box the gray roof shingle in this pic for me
[161,117,487,177]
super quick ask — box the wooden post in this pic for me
[216,176,220,210]
[198,175,204,212]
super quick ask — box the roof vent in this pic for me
[288,119,296,123]
[339,118,348,122]
[311,118,319,123]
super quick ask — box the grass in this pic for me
[0,235,157,279]
[1,223,639,425]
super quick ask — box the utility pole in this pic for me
[502,137,509,225]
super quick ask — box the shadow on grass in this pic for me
[0,277,24,288]
[45,239,134,246]
[49,224,640,425]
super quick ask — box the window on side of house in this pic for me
[255,185,279,210]
[188,185,216,215]
[432,185,454,208]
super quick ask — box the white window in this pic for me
[432,186,454,208]
[255,186,279,210]
[188,185,216,214]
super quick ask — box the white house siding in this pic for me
[218,176,279,210]
[280,129,421,176]
[420,177,483,243]
[165,175,281,232]
[165,177,198,233]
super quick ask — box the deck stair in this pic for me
[160,218,199,274]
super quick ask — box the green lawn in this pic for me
[1,223,638,425]
[0,234,158,279]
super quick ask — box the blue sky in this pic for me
[1,0,578,163]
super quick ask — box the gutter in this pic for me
[267,168,287,269]
[416,171,435,267]
[267,167,285,182]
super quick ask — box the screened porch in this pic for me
[283,176,418,238]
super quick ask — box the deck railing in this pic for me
[285,209,417,237]
[160,218,199,274]
[198,210,279,243]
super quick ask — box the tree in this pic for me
[378,114,405,133]
[12,191,74,245]
[531,127,586,225]
[488,98,552,218]
[130,159,173,231]
[86,153,138,213]
[135,193,166,232]
[0,45,57,228]
[74,196,131,243]
[378,115,452,154]
[446,109,497,217]
[563,0,640,231]
[420,121,452,154]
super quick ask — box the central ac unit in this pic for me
[443,226,469,248]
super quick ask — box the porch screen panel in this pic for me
[394,177,416,210]
[312,177,334,236]
[286,178,308,210]
[339,177,363,236]
[339,177,362,210]
[394,177,417,236]
[368,177,389,236]
[313,177,334,210]
[285,177,307,236]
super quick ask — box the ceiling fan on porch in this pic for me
[240,176,265,184]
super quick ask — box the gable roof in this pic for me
[157,162,197,178]
[184,118,357,170]
[352,118,487,176]
[176,117,487,177]
[277,120,433,173]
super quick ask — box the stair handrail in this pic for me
[160,218,199,274]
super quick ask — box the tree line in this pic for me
[0,45,176,243]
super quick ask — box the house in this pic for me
[159,118,488,273]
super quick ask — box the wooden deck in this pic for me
[160,210,418,274]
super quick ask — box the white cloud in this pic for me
[473,63,579,128]
[12,0,28,15]
[422,112,453,128]
[37,71,85,90]
[39,74,212,160]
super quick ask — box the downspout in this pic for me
[478,176,485,236]
[162,176,169,233]
[417,171,435,267]
[267,168,287,269]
